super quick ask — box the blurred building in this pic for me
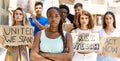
[0,0,120,28]
[61,0,120,29]
[0,0,9,25]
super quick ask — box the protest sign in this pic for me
[59,0,75,4]
[63,23,73,32]
[1,26,34,46]
[72,33,99,52]
[71,33,78,49]
[100,37,120,57]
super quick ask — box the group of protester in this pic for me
[0,1,120,61]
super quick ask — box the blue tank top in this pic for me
[40,30,66,54]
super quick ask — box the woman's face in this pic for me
[80,14,89,26]
[105,14,114,26]
[14,10,23,22]
[47,9,61,27]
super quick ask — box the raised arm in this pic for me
[73,13,79,28]
[39,33,74,61]
[30,31,50,61]
[31,14,48,30]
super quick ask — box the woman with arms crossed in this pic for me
[30,7,73,61]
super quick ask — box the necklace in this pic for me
[105,28,115,35]
[48,28,58,33]
[49,30,58,33]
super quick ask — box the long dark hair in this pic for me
[103,11,116,29]
[46,7,66,52]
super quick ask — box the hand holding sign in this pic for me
[0,26,34,46]
[100,37,120,57]
[63,23,73,32]
[0,26,4,44]
[73,33,99,52]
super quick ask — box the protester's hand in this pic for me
[75,12,80,19]
[74,13,80,28]
[27,37,34,48]
[0,36,3,44]
[31,14,36,21]
[99,52,105,56]
[95,50,105,56]
[118,54,120,58]
[0,27,4,45]
[71,30,76,33]
[63,24,74,32]
[29,10,36,21]
[8,8,14,15]
[64,48,69,53]
[28,9,34,14]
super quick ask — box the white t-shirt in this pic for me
[98,29,120,37]
[98,28,120,61]
[76,28,92,34]
[72,28,97,61]
[72,52,97,61]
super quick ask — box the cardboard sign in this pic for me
[71,33,78,49]
[72,33,99,52]
[63,23,73,32]
[1,26,34,46]
[59,0,75,4]
[100,37,120,57]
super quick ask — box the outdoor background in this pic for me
[0,0,120,29]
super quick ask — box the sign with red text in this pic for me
[1,26,34,46]
[100,37,120,57]
[73,33,99,52]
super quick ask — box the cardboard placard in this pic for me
[63,23,73,32]
[100,37,120,57]
[1,26,34,46]
[59,0,75,4]
[72,33,99,52]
